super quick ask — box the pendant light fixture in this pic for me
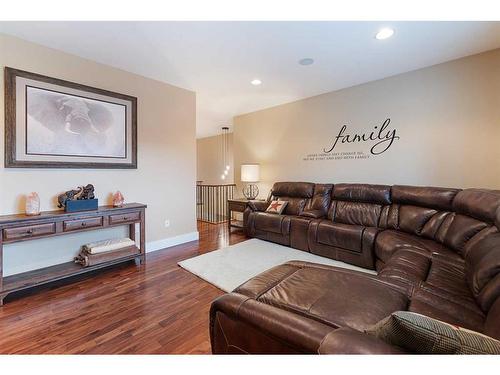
[220,126,230,180]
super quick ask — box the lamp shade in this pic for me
[241,164,260,182]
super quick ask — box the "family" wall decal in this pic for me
[323,118,400,156]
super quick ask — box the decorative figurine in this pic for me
[112,191,125,207]
[25,192,41,216]
[80,184,95,200]
[57,184,97,212]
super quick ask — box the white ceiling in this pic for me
[2,21,500,138]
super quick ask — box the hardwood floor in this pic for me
[0,222,247,354]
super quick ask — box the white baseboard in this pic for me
[146,231,199,253]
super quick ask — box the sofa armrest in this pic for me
[300,209,326,219]
[210,293,335,354]
[247,200,269,212]
[318,327,406,354]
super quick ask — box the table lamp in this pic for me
[241,164,260,200]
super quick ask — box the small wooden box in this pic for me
[65,199,99,213]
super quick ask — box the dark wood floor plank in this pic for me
[0,222,246,354]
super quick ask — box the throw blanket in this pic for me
[82,238,136,254]
[75,245,139,267]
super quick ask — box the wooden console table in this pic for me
[0,203,146,305]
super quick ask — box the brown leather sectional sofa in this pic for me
[209,182,500,354]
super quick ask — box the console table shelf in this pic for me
[0,203,146,305]
[3,249,140,294]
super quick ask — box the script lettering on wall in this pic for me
[303,118,400,162]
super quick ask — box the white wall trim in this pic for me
[146,231,199,253]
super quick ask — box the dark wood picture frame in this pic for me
[4,67,137,169]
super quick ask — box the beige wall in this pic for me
[197,133,234,184]
[234,49,500,198]
[0,34,197,275]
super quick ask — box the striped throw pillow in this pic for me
[366,311,500,354]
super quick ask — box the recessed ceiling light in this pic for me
[299,58,314,66]
[375,28,394,40]
[251,79,262,86]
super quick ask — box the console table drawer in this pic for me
[3,223,56,241]
[109,212,141,225]
[63,217,103,232]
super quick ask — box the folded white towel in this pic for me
[82,238,136,254]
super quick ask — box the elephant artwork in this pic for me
[4,68,137,168]
[26,87,126,158]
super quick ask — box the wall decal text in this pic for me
[323,118,399,156]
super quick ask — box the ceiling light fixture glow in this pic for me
[251,79,262,86]
[375,28,394,40]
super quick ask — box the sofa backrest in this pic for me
[270,182,315,215]
[328,183,391,227]
[382,186,500,313]
[306,183,333,215]
[454,189,500,313]
[384,185,461,239]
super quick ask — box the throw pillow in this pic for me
[366,311,500,354]
[266,200,288,215]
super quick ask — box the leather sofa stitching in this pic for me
[227,345,249,354]
[254,267,302,300]
[317,330,334,354]
[235,296,252,316]
[215,313,229,352]
[257,298,340,329]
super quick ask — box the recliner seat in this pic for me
[211,182,500,354]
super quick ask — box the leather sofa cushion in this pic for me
[424,258,472,300]
[392,185,460,211]
[333,201,382,227]
[300,209,324,219]
[319,327,407,354]
[279,197,307,215]
[290,216,313,251]
[375,230,449,263]
[235,262,307,298]
[254,212,291,234]
[270,182,315,215]
[408,288,485,332]
[375,230,477,297]
[465,232,500,311]
[378,249,431,286]
[210,292,336,354]
[317,221,364,253]
[271,182,314,198]
[440,214,488,255]
[328,184,390,226]
[251,262,408,331]
[307,184,333,213]
[485,297,500,340]
[453,189,500,225]
[398,205,438,235]
[333,183,391,205]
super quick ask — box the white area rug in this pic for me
[178,238,377,292]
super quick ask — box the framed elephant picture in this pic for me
[4,67,137,168]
